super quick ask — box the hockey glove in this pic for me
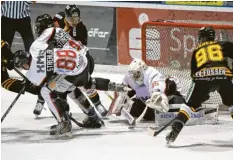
[2,58,14,70]
[24,79,41,95]
[145,92,169,113]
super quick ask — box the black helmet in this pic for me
[34,14,54,36]
[65,5,80,17]
[198,26,215,43]
[14,50,31,69]
[53,12,66,29]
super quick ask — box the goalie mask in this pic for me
[34,14,54,36]
[198,26,215,43]
[14,50,31,70]
[65,5,80,27]
[128,59,148,86]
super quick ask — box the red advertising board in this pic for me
[117,8,233,65]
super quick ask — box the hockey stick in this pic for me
[148,108,217,137]
[14,67,27,79]
[1,67,28,123]
[1,84,26,123]
[69,113,84,127]
[79,88,105,126]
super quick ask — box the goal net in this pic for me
[141,21,233,105]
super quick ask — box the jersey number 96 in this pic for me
[195,44,223,68]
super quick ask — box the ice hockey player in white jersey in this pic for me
[13,45,128,135]
[31,14,108,121]
[109,59,185,121]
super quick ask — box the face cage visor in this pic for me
[66,13,80,26]
[128,70,143,85]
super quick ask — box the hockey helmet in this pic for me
[53,12,66,29]
[65,5,80,26]
[14,50,31,70]
[198,26,215,43]
[128,59,148,86]
[34,14,54,36]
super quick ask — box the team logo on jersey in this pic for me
[36,51,45,73]
[54,29,71,48]
[49,81,56,89]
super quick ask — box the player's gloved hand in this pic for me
[108,82,132,92]
[7,59,14,70]
[145,92,169,113]
[23,79,41,95]
[2,58,14,70]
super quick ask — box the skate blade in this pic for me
[34,114,39,119]
[65,131,72,138]
[166,140,172,148]
[50,131,73,138]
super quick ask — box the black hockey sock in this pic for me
[176,111,189,125]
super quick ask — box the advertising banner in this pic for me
[165,1,224,6]
[116,8,233,65]
[226,1,233,7]
[12,3,117,65]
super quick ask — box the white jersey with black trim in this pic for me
[26,46,88,86]
[123,67,171,99]
[30,27,88,59]
[143,67,167,95]
[30,27,55,59]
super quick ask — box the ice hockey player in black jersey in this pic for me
[64,5,87,45]
[1,40,40,95]
[166,26,233,145]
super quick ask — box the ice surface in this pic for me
[1,72,233,160]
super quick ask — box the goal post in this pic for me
[141,21,233,105]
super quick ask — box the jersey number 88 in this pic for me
[56,50,77,70]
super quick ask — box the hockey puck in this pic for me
[128,126,135,129]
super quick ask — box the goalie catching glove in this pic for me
[145,92,169,113]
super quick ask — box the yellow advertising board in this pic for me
[165,1,224,6]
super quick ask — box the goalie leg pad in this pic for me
[108,92,133,115]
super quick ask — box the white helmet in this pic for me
[128,59,148,85]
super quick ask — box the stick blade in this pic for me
[147,127,158,137]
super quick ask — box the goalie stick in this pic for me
[148,108,217,137]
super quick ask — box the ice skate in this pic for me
[165,120,184,147]
[82,114,104,128]
[33,99,45,118]
[50,120,72,137]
